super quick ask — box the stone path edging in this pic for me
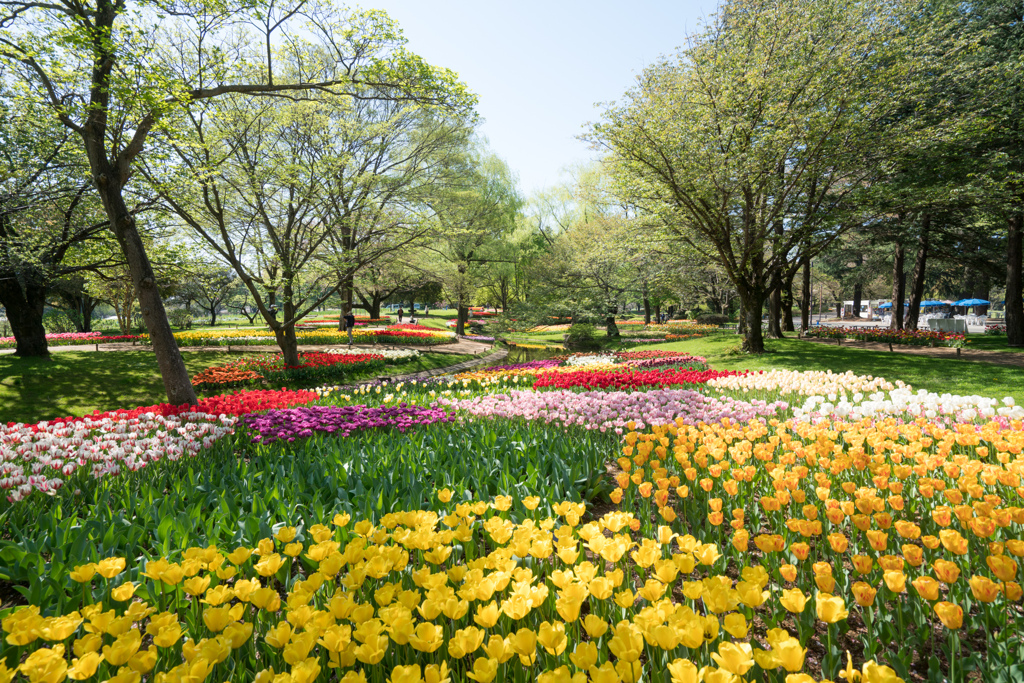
[361,348,508,386]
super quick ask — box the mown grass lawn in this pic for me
[645,333,1024,405]
[0,350,475,425]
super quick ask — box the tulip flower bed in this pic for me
[610,416,1024,679]
[243,404,457,443]
[0,419,614,592]
[0,498,904,683]
[622,355,708,370]
[169,327,456,347]
[0,412,238,503]
[0,331,144,349]
[437,388,787,433]
[792,387,1024,425]
[193,352,388,389]
[29,389,320,426]
[805,326,967,348]
[707,369,901,398]
[532,367,743,391]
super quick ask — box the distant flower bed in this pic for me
[193,352,386,388]
[985,323,1006,335]
[169,327,455,347]
[11,389,319,429]
[532,367,743,391]
[386,324,437,331]
[243,404,456,442]
[805,326,967,348]
[0,331,143,349]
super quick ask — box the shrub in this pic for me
[564,322,599,350]
[168,308,194,329]
[42,309,77,333]
[695,313,730,326]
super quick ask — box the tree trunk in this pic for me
[0,279,49,357]
[643,297,651,325]
[95,176,196,405]
[337,276,354,330]
[456,303,468,336]
[890,243,906,330]
[606,302,620,337]
[209,306,217,326]
[737,301,747,336]
[1007,211,1023,347]
[905,215,930,331]
[740,288,766,353]
[801,256,811,332]
[277,281,301,367]
[782,274,796,332]
[370,299,382,320]
[766,282,783,338]
[654,304,661,323]
[274,325,300,368]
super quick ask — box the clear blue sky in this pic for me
[365,1,720,196]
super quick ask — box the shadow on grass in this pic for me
[0,351,235,424]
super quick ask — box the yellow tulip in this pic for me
[723,612,748,638]
[570,641,599,670]
[466,657,499,683]
[19,645,68,683]
[388,664,422,683]
[102,629,142,666]
[96,557,126,579]
[816,593,849,623]
[710,641,755,676]
[67,651,103,680]
[69,564,97,583]
[780,588,807,613]
[537,621,567,656]
[667,659,699,683]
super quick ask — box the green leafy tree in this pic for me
[0,0,471,401]
[589,0,894,352]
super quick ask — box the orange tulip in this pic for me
[911,576,940,601]
[934,560,961,585]
[851,581,877,607]
[939,530,969,556]
[970,575,1001,603]
[883,570,906,594]
[987,555,1018,583]
[852,555,874,575]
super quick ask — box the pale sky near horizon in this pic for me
[364,1,720,197]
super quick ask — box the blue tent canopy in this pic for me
[920,300,946,307]
[953,298,989,306]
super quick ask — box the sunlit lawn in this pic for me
[0,350,474,424]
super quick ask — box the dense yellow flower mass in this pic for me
[1,499,903,683]
[611,415,1024,671]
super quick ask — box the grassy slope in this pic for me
[0,350,477,425]
[644,333,1024,405]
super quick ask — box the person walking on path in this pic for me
[397,307,404,323]
[344,309,356,346]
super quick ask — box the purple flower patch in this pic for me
[243,404,457,443]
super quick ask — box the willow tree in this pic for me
[589,0,893,352]
[0,0,468,402]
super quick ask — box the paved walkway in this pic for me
[799,336,1024,367]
